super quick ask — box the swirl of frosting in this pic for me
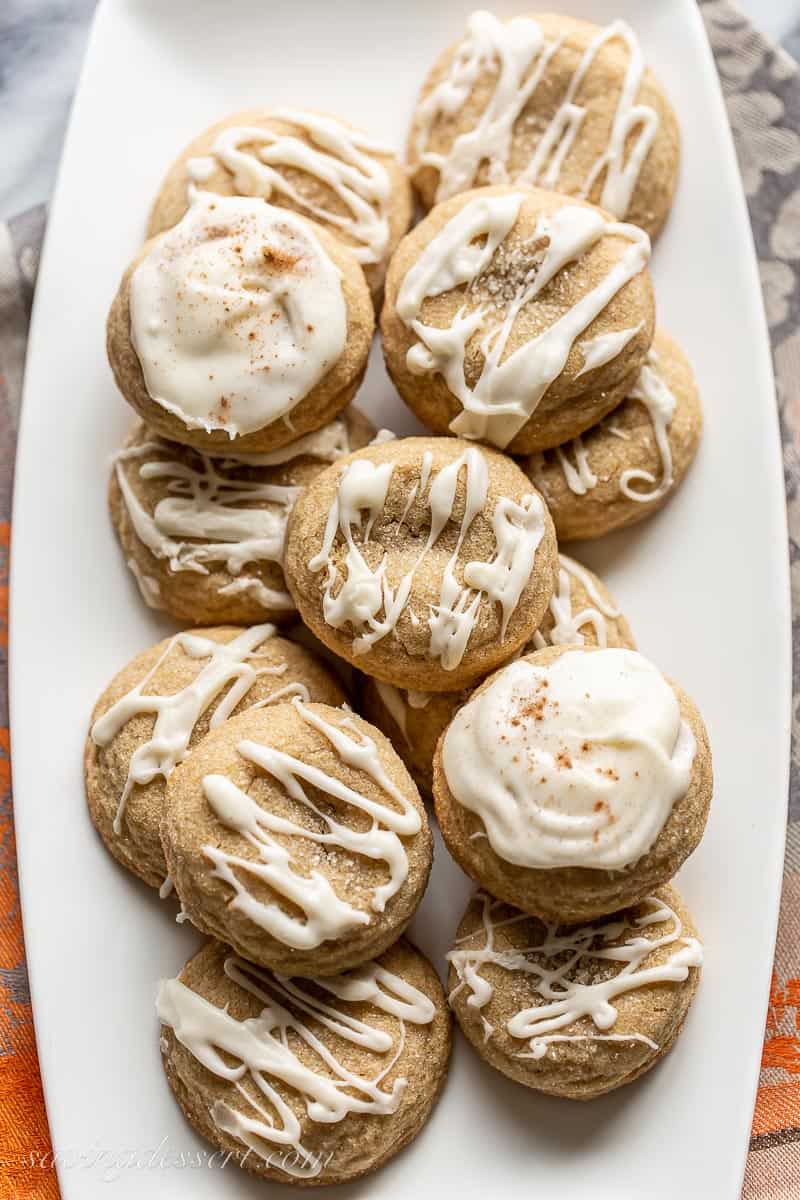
[129,194,347,437]
[441,649,696,870]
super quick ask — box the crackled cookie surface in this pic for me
[85,625,344,890]
[381,185,654,454]
[524,329,702,540]
[447,885,701,1100]
[158,937,451,1185]
[407,12,679,240]
[110,408,374,625]
[107,194,373,453]
[434,644,712,922]
[284,435,558,692]
[162,700,432,976]
[359,554,635,795]
[148,108,412,301]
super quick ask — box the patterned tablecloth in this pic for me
[1,3,799,1196]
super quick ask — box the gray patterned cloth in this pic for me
[0,4,797,1197]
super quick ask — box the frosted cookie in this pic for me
[147,108,413,302]
[157,937,451,1185]
[447,884,701,1099]
[161,699,432,976]
[433,645,712,923]
[110,408,374,625]
[407,12,679,241]
[381,185,654,454]
[107,193,374,454]
[359,555,635,795]
[284,435,558,692]
[85,625,344,891]
[524,329,702,540]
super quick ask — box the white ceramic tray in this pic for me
[11,1,791,1196]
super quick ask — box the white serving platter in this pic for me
[10,0,791,1196]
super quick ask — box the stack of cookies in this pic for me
[85,9,712,1188]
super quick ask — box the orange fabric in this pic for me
[753,1081,800,1140]
[0,520,58,1199]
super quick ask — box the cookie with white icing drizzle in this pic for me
[107,194,374,454]
[447,884,701,1100]
[158,937,451,1185]
[85,625,345,890]
[358,554,635,796]
[284,435,558,692]
[380,185,654,454]
[407,11,679,240]
[161,700,432,975]
[522,328,702,540]
[109,408,374,625]
[147,108,413,302]
[433,644,712,922]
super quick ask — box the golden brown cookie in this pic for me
[358,554,635,796]
[85,625,344,890]
[381,185,654,454]
[447,884,701,1100]
[407,12,679,240]
[158,937,451,1185]
[107,194,374,454]
[110,408,374,626]
[161,701,432,976]
[433,644,712,923]
[284,435,558,692]
[147,108,413,303]
[523,329,702,540]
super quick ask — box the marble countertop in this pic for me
[2,0,799,222]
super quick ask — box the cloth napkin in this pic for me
[0,3,799,1197]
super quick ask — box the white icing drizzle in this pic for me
[186,110,393,267]
[114,442,296,609]
[575,323,643,378]
[531,554,619,650]
[395,192,650,449]
[200,698,422,949]
[157,951,434,1179]
[554,436,597,497]
[447,891,702,1061]
[91,624,289,834]
[539,347,678,502]
[619,350,677,503]
[225,416,354,467]
[374,682,411,745]
[126,556,162,609]
[308,446,546,669]
[407,690,433,709]
[441,649,696,870]
[130,194,347,437]
[114,418,353,612]
[414,11,659,218]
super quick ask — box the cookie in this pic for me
[407,12,679,240]
[147,108,412,303]
[157,937,451,1185]
[161,700,432,976]
[110,408,374,625]
[107,194,374,454]
[433,645,712,922]
[358,554,635,796]
[380,185,654,454]
[85,625,344,890]
[284,435,558,692]
[523,329,702,540]
[447,884,701,1100]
